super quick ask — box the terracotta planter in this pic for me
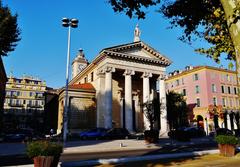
[33,156,54,167]
[218,144,236,157]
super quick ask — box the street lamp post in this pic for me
[62,17,78,144]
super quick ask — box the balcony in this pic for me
[27,104,43,108]
[9,103,24,107]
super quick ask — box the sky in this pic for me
[2,0,231,88]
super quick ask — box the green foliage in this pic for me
[167,91,189,130]
[108,0,160,19]
[161,0,235,63]
[26,141,63,158]
[108,0,236,64]
[215,135,239,145]
[0,0,21,56]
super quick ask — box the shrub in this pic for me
[26,141,63,158]
[215,135,239,145]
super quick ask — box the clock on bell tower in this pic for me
[72,49,88,79]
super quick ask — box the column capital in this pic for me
[97,66,115,76]
[158,74,166,80]
[96,70,105,77]
[123,69,135,76]
[141,72,152,78]
[104,66,115,73]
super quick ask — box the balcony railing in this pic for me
[9,103,24,107]
[27,104,43,108]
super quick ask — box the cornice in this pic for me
[166,66,237,81]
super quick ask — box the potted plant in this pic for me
[142,98,161,143]
[215,135,238,157]
[26,140,63,167]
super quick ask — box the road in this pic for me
[61,142,217,162]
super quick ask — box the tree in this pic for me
[142,98,160,131]
[109,0,240,107]
[109,0,235,63]
[0,0,20,56]
[108,0,160,19]
[166,91,188,130]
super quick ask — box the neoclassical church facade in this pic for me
[57,26,172,136]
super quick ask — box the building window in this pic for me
[195,85,200,94]
[222,98,226,107]
[228,86,231,94]
[176,79,180,86]
[211,84,217,93]
[182,78,184,85]
[84,76,87,83]
[193,73,199,81]
[234,87,237,95]
[213,97,217,106]
[91,72,94,82]
[183,89,186,96]
[196,98,200,107]
[221,85,225,93]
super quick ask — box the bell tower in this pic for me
[72,49,88,79]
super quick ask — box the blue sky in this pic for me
[2,0,231,88]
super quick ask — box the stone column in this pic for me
[158,74,168,137]
[104,67,115,129]
[124,69,135,132]
[142,72,152,130]
[96,70,105,128]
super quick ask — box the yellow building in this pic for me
[3,75,46,131]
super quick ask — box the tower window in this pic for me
[91,72,94,82]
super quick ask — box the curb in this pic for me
[61,149,219,167]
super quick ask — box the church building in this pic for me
[57,25,172,136]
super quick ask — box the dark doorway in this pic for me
[132,100,136,131]
[122,99,125,128]
[223,112,228,129]
[214,115,219,129]
[229,112,234,131]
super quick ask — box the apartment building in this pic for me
[166,66,239,133]
[3,75,46,131]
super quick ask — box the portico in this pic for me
[94,52,170,134]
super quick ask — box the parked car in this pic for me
[80,128,108,140]
[168,127,206,140]
[184,127,206,138]
[4,128,34,142]
[4,133,27,142]
[101,128,130,139]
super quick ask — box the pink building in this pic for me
[165,66,239,133]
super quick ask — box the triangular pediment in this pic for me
[102,41,172,64]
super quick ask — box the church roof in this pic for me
[96,41,172,66]
[69,83,95,90]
